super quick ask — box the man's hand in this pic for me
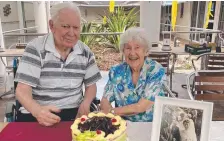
[33,105,61,126]
[76,101,91,118]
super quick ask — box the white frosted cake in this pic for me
[71,112,127,141]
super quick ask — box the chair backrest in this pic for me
[16,43,27,49]
[192,53,224,70]
[162,83,176,98]
[193,70,224,121]
[148,52,173,74]
[206,54,224,70]
[194,71,224,100]
[13,60,100,122]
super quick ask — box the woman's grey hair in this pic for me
[50,2,81,23]
[120,27,151,53]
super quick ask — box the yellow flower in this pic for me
[103,16,107,25]
[109,0,115,13]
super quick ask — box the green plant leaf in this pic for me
[98,7,139,52]
[80,22,104,48]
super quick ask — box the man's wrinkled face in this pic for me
[49,8,81,48]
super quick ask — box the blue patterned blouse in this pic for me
[103,57,166,122]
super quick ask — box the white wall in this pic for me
[0,1,35,27]
[80,7,108,23]
[0,1,140,47]
[0,2,140,27]
[0,2,19,32]
[175,2,192,41]
[140,1,161,45]
[0,2,35,31]
[80,7,140,23]
[0,2,35,47]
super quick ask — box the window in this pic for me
[190,1,206,41]
[196,2,206,41]
[180,3,184,18]
[190,1,198,40]
[218,2,224,31]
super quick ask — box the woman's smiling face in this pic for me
[123,41,147,71]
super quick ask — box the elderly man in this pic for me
[14,2,101,126]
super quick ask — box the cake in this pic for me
[71,112,127,141]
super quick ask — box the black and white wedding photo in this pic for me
[159,105,203,141]
[151,97,213,141]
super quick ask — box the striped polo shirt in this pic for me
[15,33,102,111]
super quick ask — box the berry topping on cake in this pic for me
[78,117,119,136]
[96,130,101,134]
[71,112,127,141]
[81,118,86,122]
[111,118,117,123]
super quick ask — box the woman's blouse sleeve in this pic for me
[143,66,166,101]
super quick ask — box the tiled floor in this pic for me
[0,71,191,122]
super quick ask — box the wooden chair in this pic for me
[187,70,224,121]
[5,59,100,122]
[192,53,224,70]
[162,83,177,98]
[148,52,178,97]
[15,43,27,49]
[182,52,224,89]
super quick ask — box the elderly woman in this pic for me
[100,27,166,122]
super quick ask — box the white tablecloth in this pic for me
[126,121,224,141]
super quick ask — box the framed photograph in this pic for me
[151,96,213,141]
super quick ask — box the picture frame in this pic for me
[151,96,213,141]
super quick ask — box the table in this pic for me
[0,49,24,57]
[150,46,189,55]
[150,46,209,91]
[0,122,7,132]
[0,49,24,68]
[210,100,224,121]
[0,49,24,97]
[127,121,224,141]
[0,121,224,141]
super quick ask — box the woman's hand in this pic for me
[100,98,113,114]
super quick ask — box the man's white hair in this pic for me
[50,2,81,23]
[119,27,151,53]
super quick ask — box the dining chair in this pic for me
[192,53,224,71]
[182,52,224,89]
[5,97,101,122]
[148,52,178,97]
[4,58,101,122]
[186,70,224,121]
